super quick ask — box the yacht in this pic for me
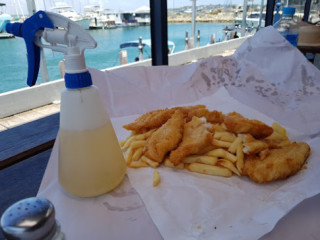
[0,3,12,33]
[234,12,265,29]
[119,12,138,27]
[51,2,91,29]
[84,5,120,29]
[119,39,175,62]
[134,6,150,26]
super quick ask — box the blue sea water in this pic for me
[0,23,228,93]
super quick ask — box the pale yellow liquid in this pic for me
[58,123,126,197]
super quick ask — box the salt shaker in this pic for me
[0,197,65,240]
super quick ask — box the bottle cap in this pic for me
[65,71,93,89]
[283,7,295,15]
[0,197,57,240]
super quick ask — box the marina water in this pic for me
[0,23,228,93]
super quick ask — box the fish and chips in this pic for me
[120,105,311,185]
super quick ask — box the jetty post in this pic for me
[210,34,215,44]
[185,31,189,50]
[119,50,128,65]
[138,37,144,61]
[197,29,200,47]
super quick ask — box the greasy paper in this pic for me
[37,26,320,240]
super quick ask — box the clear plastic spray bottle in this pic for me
[6,11,126,197]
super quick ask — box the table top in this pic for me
[297,21,320,53]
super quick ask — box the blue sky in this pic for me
[2,0,251,16]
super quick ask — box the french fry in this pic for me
[236,144,244,174]
[243,140,268,154]
[218,159,241,176]
[206,149,237,163]
[125,147,134,165]
[212,139,232,148]
[153,169,161,187]
[134,129,156,140]
[228,136,242,154]
[143,128,156,138]
[121,136,136,150]
[129,161,148,168]
[210,124,227,132]
[164,158,185,169]
[119,140,126,147]
[130,140,147,149]
[141,156,160,168]
[182,155,218,165]
[188,163,232,177]
[133,134,147,140]
[220,123,228,130]
[132,147,144,161]
[213,131,236,142]
[272,122,287,137]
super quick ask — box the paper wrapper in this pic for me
[37,27,320,239]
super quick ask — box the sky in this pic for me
[1,0,249,16]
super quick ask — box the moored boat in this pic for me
[0,3,11,33]
[51,2,91,29]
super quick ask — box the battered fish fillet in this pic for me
[262,131,291,148]
[144,110,185,163]
[123,105,217,133]
[243,142,310,183]
[169,116,213,166]
[123,108,175,133]
[185,108,225,124]
[224,112,273,139]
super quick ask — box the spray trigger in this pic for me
[6,11,54,86]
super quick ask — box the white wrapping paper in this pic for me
[38,26,320,240]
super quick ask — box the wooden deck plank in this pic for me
[0,113,59,169]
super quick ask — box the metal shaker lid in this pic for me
[0,197,57,240]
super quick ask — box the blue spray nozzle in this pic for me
[6,11,54,87]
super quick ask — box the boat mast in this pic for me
[257,0,264,30]
[17,0,26,19]
[13,0,19,17]
[26,0,37,15]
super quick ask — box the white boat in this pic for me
[51,2,91,29]
[119,12,139,27]
[84,5,119,29]
[234,12,265,29]
[119,39,175,62]
[0,3,12,33]
[134,6,150,26]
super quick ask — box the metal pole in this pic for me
[26,0,37,15]
[149,0,168,65]
[265,0,276,26]
[257,0,264,30]
[39,48,49,83]
[303,0,312,22]
[241,0,248,36]
[191,0,197,40]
